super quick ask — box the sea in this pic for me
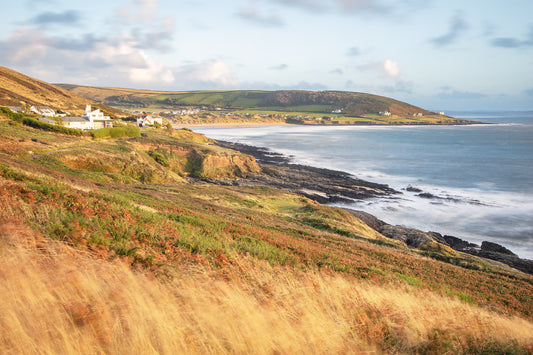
[193,111,533,259]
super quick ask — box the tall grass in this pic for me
[1,221,532,354]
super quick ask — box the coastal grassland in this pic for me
[1,120,532,353]
[1,221,533,354]
[1,153,532,319]
[58,85,480,126]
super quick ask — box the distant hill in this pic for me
[0,67,126,117]
[57,85,434,117]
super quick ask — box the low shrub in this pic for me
[148,150,169,167]
[1,107,83,136]
[91,126,141,139]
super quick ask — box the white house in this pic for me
[137,113,163,127]
[62,105,113,130]
[6,106,23,113]
[30,106,56,117]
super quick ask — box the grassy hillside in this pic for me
[0,67,126,117]
[1,110,532,353]
[56,85,428,116]
[58,85,471,125]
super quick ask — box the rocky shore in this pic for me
[215,141,397,203]
[214,140,533,275]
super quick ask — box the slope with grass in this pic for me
[1,111,532,353]
[58,84,474,124]
[0,66,126,117]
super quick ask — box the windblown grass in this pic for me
[1,222,532,354]
[1,121,532,353]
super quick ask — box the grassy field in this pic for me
[1,112,531,353]
[58,85,480,125]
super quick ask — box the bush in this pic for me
[91,126,141,139]
[1,107,83,136]
[148,150,169,167]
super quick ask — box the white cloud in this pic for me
[129,54,175,84]
[357,59,400,78]
[176,59,239,89]
[383,59,399,77]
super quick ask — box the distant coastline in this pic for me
[172,120,482,129]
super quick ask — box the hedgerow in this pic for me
[1,107,83,136]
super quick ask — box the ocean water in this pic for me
[193,111,533,259]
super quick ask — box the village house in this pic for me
[379,111,392,116]
[6,106,23,113]
[137,113,163,127]
[62,105,113,130]
[30,106,56,117]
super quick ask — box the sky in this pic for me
[1,0,532,110]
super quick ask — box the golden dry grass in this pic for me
[1,221,532,355]
[0,66,125,116]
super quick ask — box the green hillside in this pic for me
[57,86,427,115]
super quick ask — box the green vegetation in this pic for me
[90,126,141,139]
[59,85,479,125]
[1,107,83,136]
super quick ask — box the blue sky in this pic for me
[1,0,532,110]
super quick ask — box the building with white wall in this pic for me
[62,105,113,130]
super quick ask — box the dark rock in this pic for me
[417,192,438,199]
[215,140,399,203]
[426,231,449,245]
[477,250,533,274]
[481,241,516,256]
[405,185,423,193]
[443,235,479,251]
[345,209,387,231]
[378,225,439,248]
[441,236,533,274]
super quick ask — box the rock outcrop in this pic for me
[378,225,447,248]
[200,152,261,178]
[215,141,398,202]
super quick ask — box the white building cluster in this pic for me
[137,113,163,127]
[62,105,113,130]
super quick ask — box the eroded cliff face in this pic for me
[200,152,260,178]
[38,129,261,183]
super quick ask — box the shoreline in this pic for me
[173,120,484,129]
[212,140,533,274]
[173,122,289,129]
